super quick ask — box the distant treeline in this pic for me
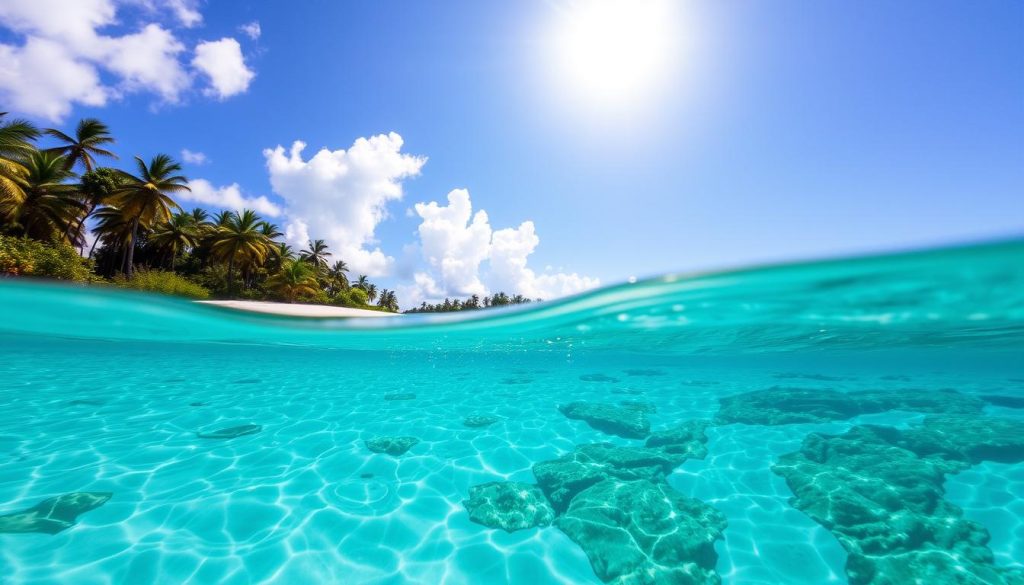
[404,292,537,313]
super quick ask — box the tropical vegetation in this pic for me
[404,292,535,313]
[0,114,398,311]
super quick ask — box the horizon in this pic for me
[2,0,1021,307]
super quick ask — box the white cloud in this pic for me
[102,24,189,102]
[405,188,598,304]
[0,37,108,121]
[120,0,202,27]
[414,189,492,297]
[192,38,255,99]
[181,148,208,165]
[239,21,261,40]
[0,0,250,121]
[0,0,116,46]
[162,0,202,27]
[182,179,282,217]
[489,220,600,299]
[263,133,426,276]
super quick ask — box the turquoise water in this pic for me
[1,241,1022,584]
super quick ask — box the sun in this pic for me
[551,0,680,106]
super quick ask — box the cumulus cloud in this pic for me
[0,38,108,121]
[402,188,598,306]
[414,189,492,297]
[0,0,251,121]
[263,133,426,276]
[239,21,261,40]
[103,24,189,102]
[182,179,282,217]
[489,220,600,299]
[162,0,202,27]
[180,148,208,165]
[192,38,255,99]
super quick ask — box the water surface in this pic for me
[1,241,1022,584]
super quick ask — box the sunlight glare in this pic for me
[552,0,680,106]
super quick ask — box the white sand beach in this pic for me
[197,300,402,318]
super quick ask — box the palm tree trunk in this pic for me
[88,233,101,259]
[227,256,235,298]
[124,216,140,277]
[118,243,128,276]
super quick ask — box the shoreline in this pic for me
[196,300,401,318]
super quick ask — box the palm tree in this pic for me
[89,205,131,260]
[258,221,283,240]
[327,259,350,293]
[0,113,40,222]
[189,207,210,224]
[276,243,295,259]
[213,210,233,226]
[150,211,200,268]
[300,238,331,271]
[44,118,116,172]
[267,242,294,272]
[266,259,319,302]
[354,274,369,290]
[71,166,122,248]
[3,150,84,242]
[209,209,271,295]
[108,154,189,276]
[377,289,399,312]
[365,283,378,303]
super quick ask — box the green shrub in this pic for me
[332,287,369,307]
[303,288,332,305]
[113,269,210,299]
[0,235,96,281]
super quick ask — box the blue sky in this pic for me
[2,0,1022,303]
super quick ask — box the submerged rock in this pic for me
[532,420,712,514]
[533,443,686,512]
[982,394,1024,409]
[67,399,104,406]
[463,481,555,532]
[558,478,726,585]
[773,371,849,381]
[623,369,666,377]
[197,424,262,439]
[559,402,650,439]
[501,377,534,385]
[464,420,720,583]
[383,393,416,401]
[579,374,620,383]
[463,415,501,428]
[717,386,985,425]
[773,416,1024,585]
[365,436,419,456]
[619,400,657,414]
[645,420,712,459]
[0,492,112,535]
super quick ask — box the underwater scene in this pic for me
[1,240,1023,585]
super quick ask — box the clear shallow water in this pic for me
[0,241,1022,585]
